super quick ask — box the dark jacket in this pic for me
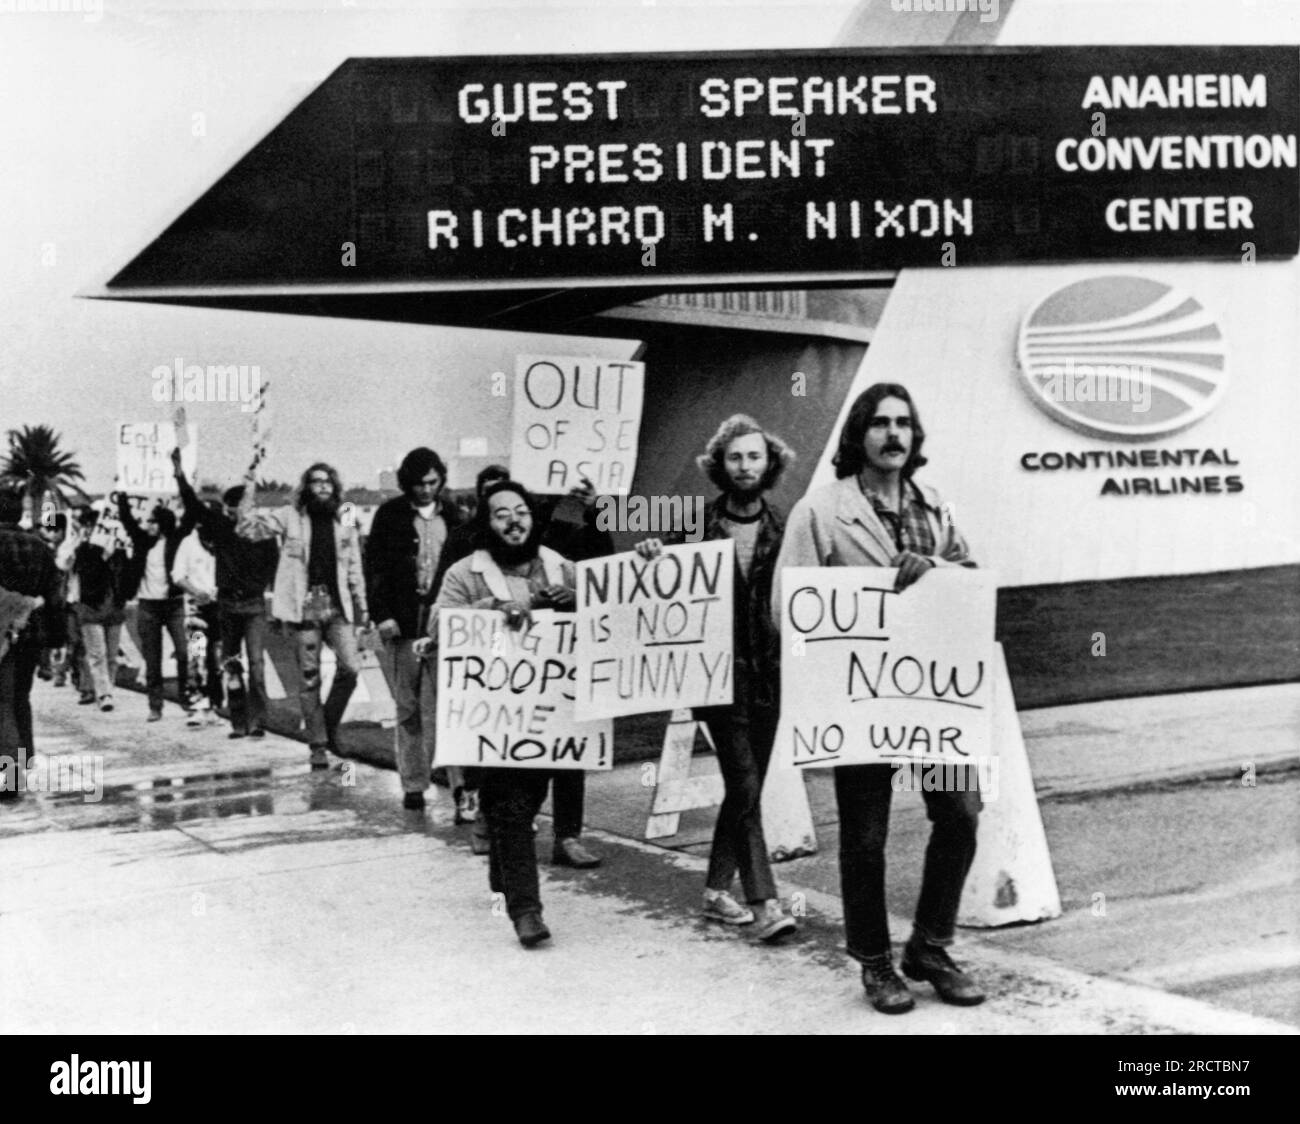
[73,542,129,624]
[0,525,66,649]
[117,493,195,602]
[176,475,278,602]
[364,494,463,639]
[670,496,786,712]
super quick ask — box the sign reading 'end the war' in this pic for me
[435,608,612,770]
[575,540,734,720]
[116,422,197,495]
[775,567,996,769]
[511,354,645,495]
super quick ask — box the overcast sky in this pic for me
[0,0,857,493]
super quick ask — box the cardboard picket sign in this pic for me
[574,540,734,721]
[510,354,645,495]
[773,567,997,769]
[116,422,198,494]
[436,608,612,770]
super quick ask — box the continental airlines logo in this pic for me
[1016,276,1228,440]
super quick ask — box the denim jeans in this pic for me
[219,598,268,733]
[834,763,981,961]
[81,621,122,701]
[292,611,360,748]
[480,768,564,921]
[698,702,779,903]
[390,637,439,794]
[136,598,187,712]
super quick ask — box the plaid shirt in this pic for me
[860,478,938,557]
[0,525,66,647]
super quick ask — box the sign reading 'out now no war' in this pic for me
[575,540,734,720]
[775,567,996,769]
[511,354,645,495]
[436,608,612,770]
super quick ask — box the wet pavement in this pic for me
[1,680,1297,1034]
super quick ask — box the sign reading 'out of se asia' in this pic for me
[109,47,1299,292]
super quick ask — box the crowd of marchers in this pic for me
[0,383,991,1014]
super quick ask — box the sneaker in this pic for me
[98,697,114,712]
[552,837,601,868]
[860,953,915,1015]
[78,693,96,706]
[247,728,265,739]
[702,889,755,926]
[308,746,329,770]
[751,899,798,943]
[901,936,986,1006]
[147,710,162,723]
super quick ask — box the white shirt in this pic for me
[138,539,171,600]
[172,532,216,601]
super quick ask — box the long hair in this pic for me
[832,383,928,480]
[397,447,448,496]
[472,480,538,551]
[696,414,796,493]
[295,462,343,512]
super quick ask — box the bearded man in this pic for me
[237,462,368,769]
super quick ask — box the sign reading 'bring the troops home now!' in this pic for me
[575,540,735,721]
[436,609,613,770]
[774,568,997,769]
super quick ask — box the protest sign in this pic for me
[86,494,152,557]
[116,422,197,494]
[510,354,644,495]
[774,567,996,769]
[436,608,612,770]
[575,540,733,721]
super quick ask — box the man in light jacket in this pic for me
[237,462,368,769]
[772,382,984,1016]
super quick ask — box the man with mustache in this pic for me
[772,383,984,1015]
[635,414,798,942]
[416,481,576,948]
[237,462,368,769]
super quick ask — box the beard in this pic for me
[724,475,766,501]
[304,491,339,517]
[485,523,541,567]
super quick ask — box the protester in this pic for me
[772,383,984,1014]
[172,511,223,727]
[0,484,66,798]
[53,511,87,696]
[65,508,130,712]
[416,481,576,947]
[236,462,368,769]
[116,474,197,721]
[36,513,68,684]
[173,450,279,739]
[429,463,510,850]
[636,414,797,941]
[363,447,463,811]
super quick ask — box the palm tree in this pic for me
[0,425,88,519]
